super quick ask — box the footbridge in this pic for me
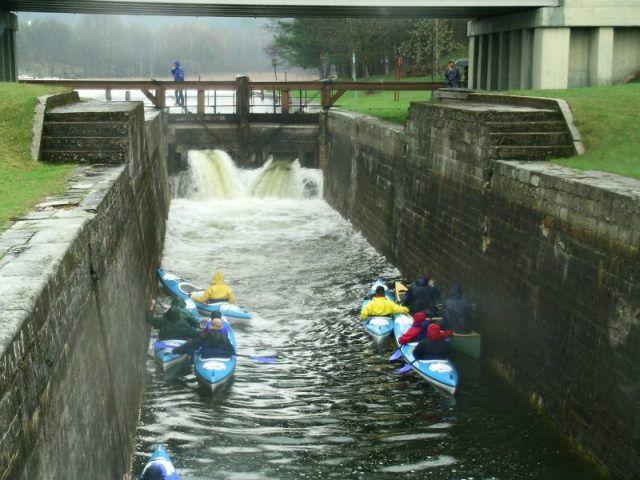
[22,76,446,167]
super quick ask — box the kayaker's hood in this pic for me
[173,60,181,67]
[427,322,443,340]
[412,311,429,326]
[212,271,225,285]
[449,283,462,299]
[415,276,428,287]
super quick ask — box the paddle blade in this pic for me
[395,364,413,375]
[389,349,403,362]
[249,355,278,364]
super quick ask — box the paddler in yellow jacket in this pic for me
[190,271,237,304]
[360,286,409,319]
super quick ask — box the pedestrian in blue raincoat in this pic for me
[171,60,185,106]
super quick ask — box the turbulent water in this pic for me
[132,151,598,480]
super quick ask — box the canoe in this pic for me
[140,444,181,480]
[152,298,202,372]
[393,314,459,395]
[194,319,237,392]
[158,268,252,320]
[361,279,397,342]
[451,332,481,359]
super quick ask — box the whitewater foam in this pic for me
[172,149,323,200]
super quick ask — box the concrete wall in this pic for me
[0,106,169,479]
[0,11,17,82]
[322,104,640,479]
[468,0,640,90]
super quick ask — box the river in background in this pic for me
[131,150,598,480]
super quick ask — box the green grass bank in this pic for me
[335,82,640,179]
[0,82,75,231]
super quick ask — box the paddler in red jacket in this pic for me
[398,311,430,344]
[413,319,453,359]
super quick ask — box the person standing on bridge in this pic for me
[444,60,461,88]
[171,60,185,106]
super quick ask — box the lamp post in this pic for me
[272,58,278,113]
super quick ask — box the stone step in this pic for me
[41,150,127,164]
[492,145,575,160]
[489,132,572,147]
[487,121,568,133]
[45,102,139,123]
[42,136,129,152]
[45,110,135,123]
[488,110,563,123]
[44,121,128,137]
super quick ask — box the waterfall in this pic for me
[172,149,323,200]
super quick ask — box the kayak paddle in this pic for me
[389,348,403,362]
[153,342,277,363]
[395,363,413,375]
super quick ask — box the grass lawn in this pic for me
[0,82,75,231]
[332,75,438,124]
[503,83,640,179]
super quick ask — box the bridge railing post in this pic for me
[281,89,290,115]
[156,88,166,109]
[197,89,205,115]
[236,75,250,141]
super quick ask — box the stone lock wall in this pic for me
[0,105,169,479]
[322,103,640,479]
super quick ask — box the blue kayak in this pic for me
[194,319,237,392]
[361,279,397,342]
[140,444,180,480]
[393,314,459,395]
[152,299,201,372]
[158,268,252,320]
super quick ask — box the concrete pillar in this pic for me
[498,32,510,90]
[520,29,534,89]
[508,30,522,90]
[487,33,500,90]
[589,27,614,86]
[532,27,571,90]
[468,36,477,89]
[477,34,488,90]
[0,11,18,82]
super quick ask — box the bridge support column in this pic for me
[0,11,18,82]
[468,0,640,90]
[532,27,570,89]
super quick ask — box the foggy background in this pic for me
[17,13,468,80]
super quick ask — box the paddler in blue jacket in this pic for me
[146,298,200,340]
[191,271,237,304]
[361,286,409,319]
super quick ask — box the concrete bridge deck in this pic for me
[4,0,557,18]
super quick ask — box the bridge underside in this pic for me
[4,0,555,18]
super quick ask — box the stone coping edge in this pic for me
[30,90,80,161]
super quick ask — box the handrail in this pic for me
[20,79,444,91]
